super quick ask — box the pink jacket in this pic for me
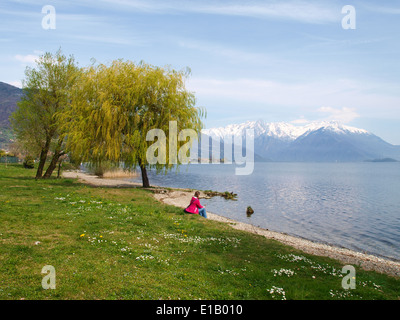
[185,197,204,214]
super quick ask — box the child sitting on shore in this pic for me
[184,191,207,218]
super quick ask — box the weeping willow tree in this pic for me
[64,60,205,187]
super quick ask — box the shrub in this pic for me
[23,156,35,169]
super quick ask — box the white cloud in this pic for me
[178,39,276,65]
[98,0,339,24]
[290,108,360,125]
[187,76,400,120]
[317,106,360,123]
[72,35,134,45]
[291,117,310,125]
[363,4,400,15]
[194,1,339,24]
[7,81,22,88]
[14,54,39,64]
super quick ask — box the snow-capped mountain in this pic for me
[202,120,400,162]
[203,120,369,141]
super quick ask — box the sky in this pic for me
[1,0,400,144]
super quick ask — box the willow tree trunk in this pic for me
[139,161,150,188]
[43,152,64,178]
[43,137,65,179]
[36,138,51,179]
[57,159,63,178]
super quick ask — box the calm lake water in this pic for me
[130,162,400,261]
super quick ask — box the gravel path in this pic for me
[63,171,400,278]
[63,171,142,187]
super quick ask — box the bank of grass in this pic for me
[0,163,399,300]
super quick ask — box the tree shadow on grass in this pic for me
[1,176,81,188]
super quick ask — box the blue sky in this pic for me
[1,0,400,144]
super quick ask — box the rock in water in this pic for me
[246,206,254,217]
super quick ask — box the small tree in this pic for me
[23,156,35,169]
[64,60,204,187]
[11,49,80,179]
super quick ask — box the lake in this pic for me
[130,162,400,261]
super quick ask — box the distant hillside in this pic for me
[365,158,399,163]
[0,82,22,127]
[0,82,22,148]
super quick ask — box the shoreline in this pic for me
[62,170,400,278]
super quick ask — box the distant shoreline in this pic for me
[63,170,400,278]
[364,158,399,163]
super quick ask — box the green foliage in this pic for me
[11,49,78,153]
[22,156,35,169]
[63,60,205,185]
[10,49,80,178]
[9,50,205,185]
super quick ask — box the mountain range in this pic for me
[0,81,399,161]
[0,82,22,126]
[0,82,22,149]
[202,120,400,162]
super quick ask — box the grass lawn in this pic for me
[0,163,399,300]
